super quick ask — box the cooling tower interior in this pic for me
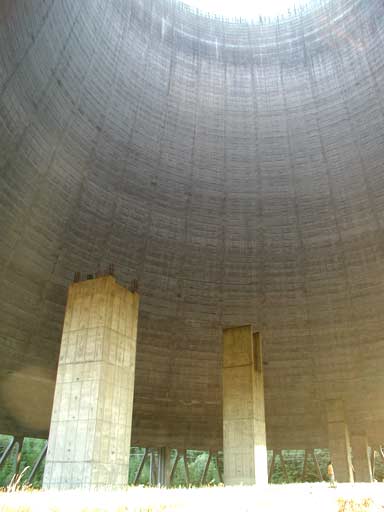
[1,0,384,453]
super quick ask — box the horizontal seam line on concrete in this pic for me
[224,363,252,368]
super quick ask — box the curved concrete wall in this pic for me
[1,0,384,449]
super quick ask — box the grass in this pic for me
[0,483,383,512]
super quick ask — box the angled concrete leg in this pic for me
[351,434,373,482]
[157,447,171,487]
[302,449,308,482]
[170,450,181,485]
[27,441,48,484]
[14,437,24,475]
[149,449,157,485]
[43,276,139,489]
[200,451,212,486]
[370,448,376,480]
[0,437,16,469]
[133,448,148,485]
[312,450,323,481]
[326,399,354,483]
[223,326,268,485]
[268,451,276,483]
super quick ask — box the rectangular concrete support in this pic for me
[351,434,373,482]
[43,276,139,489]
[326,399,354,483]
[223,326,268,485]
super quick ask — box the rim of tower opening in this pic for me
[178,0,329,22]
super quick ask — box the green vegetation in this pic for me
[0,436,46,489]
[128,449,223,487]
[1,435,383,489]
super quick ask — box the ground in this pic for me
[0,483,383,512]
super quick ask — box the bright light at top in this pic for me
[181,0,310,19]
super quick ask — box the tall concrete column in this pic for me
[326,399,354,483]
[43,276,139,489]
[351,433,373,482]
[223,326,268,485]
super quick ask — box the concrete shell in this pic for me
[1,0,384,450]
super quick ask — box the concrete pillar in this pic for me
[351,434,373,482]
[326,399,354,483]
[43,275,139,489]
[157,447,171,487]
[223,326,268,485]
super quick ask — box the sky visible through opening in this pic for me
[181,0,309,18]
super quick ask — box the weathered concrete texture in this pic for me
[1,0,384,452]
[43,276,139,490]
[326,400,354,483]
[351,434,373,483]
[223,326,268,485]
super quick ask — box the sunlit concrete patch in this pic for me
[0,483,383,512]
